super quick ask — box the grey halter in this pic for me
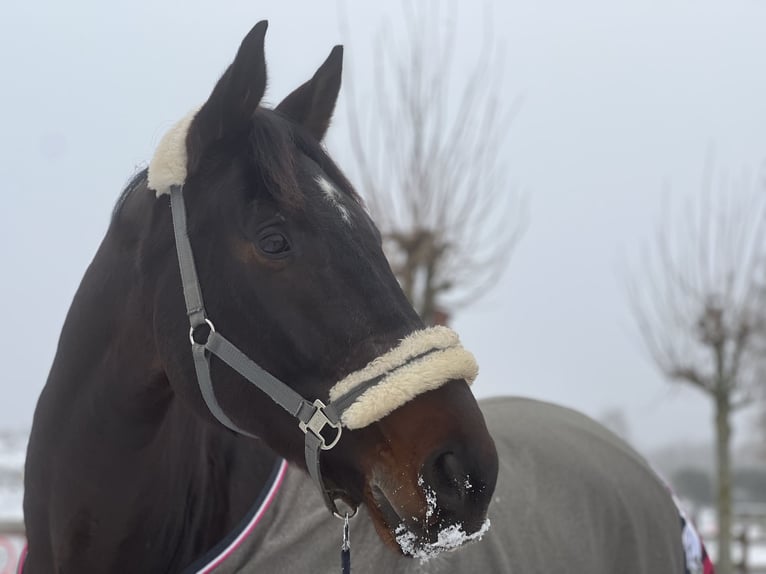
[168,184,432,516]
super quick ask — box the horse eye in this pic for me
[258,232,291,256]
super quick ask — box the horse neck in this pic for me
[45,185,169,444]
[31,180,278,571]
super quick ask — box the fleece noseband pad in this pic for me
[329,326,478,430]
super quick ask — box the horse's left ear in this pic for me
[187,21,269,170]
[276,45,343,142]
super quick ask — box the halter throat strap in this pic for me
[169,184,351,516]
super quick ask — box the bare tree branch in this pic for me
[627,157,766,574]
[341,0,526,324]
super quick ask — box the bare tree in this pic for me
[751,266,766,461]
[628,159,766,574]
[341,2,526,324]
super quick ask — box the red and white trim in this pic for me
[195,459,288,574]
[13,542,26,574]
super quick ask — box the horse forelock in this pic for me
[246,110,303,210]
[252,109,364,215]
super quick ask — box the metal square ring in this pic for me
[299,399,342,450]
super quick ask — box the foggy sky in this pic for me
[1,0,765,453]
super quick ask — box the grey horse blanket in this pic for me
[187,397,704,573]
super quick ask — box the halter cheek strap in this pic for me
[169,184,345,515]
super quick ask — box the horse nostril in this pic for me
[419,443,498,533]
[422,449,473,518]
[433,452,467,499]
[419,440,498,534]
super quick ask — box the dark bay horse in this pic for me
[23,21,498,572]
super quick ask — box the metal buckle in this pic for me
[300,399,342,450]
[332,496,359,520]
[189,318,215,346]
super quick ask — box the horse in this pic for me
[22,20,700,573]
[23,21,497,573]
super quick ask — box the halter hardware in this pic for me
[330,492,360,521]
[340,512,351,574]
[189,318,215,346]
[299,399,342,450]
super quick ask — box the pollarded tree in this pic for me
[628,160,766,574]
[342,2,526,325]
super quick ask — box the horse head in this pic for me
[147,21,498,556]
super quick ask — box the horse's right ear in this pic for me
[275,45,343,142]
[187,21,268,170]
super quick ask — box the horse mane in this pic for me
[112,168,149,221]
[246,109,303,208]
[246,108,362,209]
[290,124,362,207]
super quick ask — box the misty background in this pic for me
[1,0,765,460]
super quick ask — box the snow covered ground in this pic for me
[683,507,766,572]
[0,534,24,574]
[0,432,25,525]
[705,540,766,573]
[1,430,765,572]
[0,431,26,573]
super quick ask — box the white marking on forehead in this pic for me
[315,175,352,225]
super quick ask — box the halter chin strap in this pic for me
[167,184,477,516]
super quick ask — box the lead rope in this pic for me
[341,513,351,574]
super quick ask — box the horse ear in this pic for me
[188,21,268,167]
[276,45,343,141]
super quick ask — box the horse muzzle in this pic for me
[357,379,499,559]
